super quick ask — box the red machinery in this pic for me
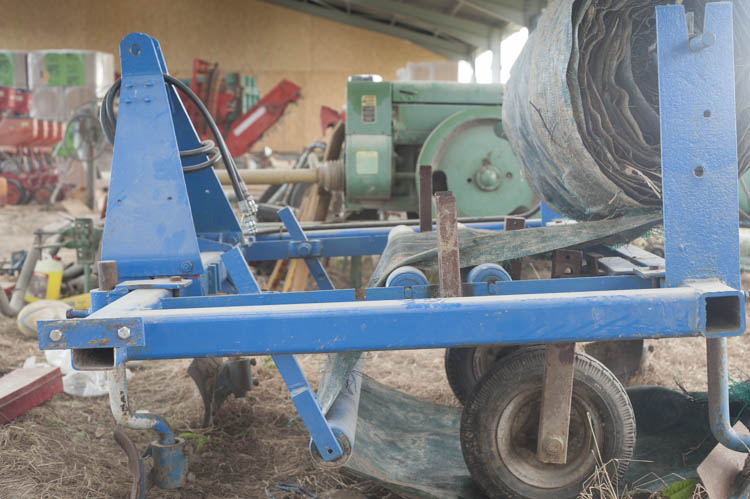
[180,58,301,157]
[320,105,345,135]
[0,117,65,205]
[225,79,300,157]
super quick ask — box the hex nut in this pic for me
[117,327,131,340]
[49,329,63,342]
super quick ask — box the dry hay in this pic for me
[3,206,750,497]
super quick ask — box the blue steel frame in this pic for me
[37,3,750,474]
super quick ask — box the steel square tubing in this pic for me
[40,286,723,359]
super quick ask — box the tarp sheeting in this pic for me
[316,213,661,414]
[503,0,750,220]
[344,377,750,498]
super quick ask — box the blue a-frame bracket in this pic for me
[101,33,242,280]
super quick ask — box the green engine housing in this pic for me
[344,78,537,217]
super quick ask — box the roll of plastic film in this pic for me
[309,363,362,467]
[385,266,429,288]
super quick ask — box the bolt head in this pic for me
[117,327,131,340]
[544,437,564,456]
[179,261,194,273]
[298,242,312,256]
[49,329,63,342]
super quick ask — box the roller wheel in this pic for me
[445,345,520,404]
[6,178,28,205]
[33,186,52,204]
[460,347,635,499]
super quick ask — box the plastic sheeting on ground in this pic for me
[344,377,750,498]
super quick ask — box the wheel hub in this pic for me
[495,390,602,489]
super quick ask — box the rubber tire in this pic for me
[444,346,520,404]
[460,346,635,499]
[6,178,27,205]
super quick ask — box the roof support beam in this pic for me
[261,0,473,60]
[463,0,526,26]
[346,0,491,43]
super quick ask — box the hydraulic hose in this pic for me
[99,74,257,239]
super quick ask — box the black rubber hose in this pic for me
[99,75,246,201]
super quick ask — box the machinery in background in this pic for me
[36,18,750,497]
[0,49,114,205]
[219,77,539,219]
[179,58,301,158]
[180,58,260,139]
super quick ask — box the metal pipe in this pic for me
[108,363,175,445]
[8,232,42,314]
[216,167,319,185]
[707,337,750,452]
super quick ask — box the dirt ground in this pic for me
[2,203,750,498]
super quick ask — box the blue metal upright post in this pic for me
[657,2,748,452]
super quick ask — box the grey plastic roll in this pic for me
[504,0,750,220]
[309,362,362,467]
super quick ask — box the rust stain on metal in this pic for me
[504,216,526,280]
[537,342,576,465]
[88,338,111,346]
[557,342,575,363]
[551,249,584,278]
[436,191,461,299]
[419,165,433,233]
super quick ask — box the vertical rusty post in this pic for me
[436,191,461,298]
[538,248,581,463]
[419,165,433,233]
[504,216,525,280]
[537,342,576,464]
[98,260,119,291]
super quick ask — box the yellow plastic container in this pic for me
[0,177,6,207]
[25,257,64,302]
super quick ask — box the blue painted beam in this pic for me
[39,285,743,358]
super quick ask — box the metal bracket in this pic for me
[537,342,576,464]
[277,207,334,290]
[273,354,344,461]
[220,247,261,294]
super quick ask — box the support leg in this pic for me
[537,342,576,464]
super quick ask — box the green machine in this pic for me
[230,77,539,219]
[340,77,538,217]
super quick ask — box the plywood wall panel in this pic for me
[0,0,446,151]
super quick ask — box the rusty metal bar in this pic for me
[504,216,525,279]
[537,342,576,464]
[98,260,119,291]
[419,165,433,233]
[435,191,460,298]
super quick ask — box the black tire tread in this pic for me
[460,346,635,499]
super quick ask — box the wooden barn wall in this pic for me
[0,0,447,152]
